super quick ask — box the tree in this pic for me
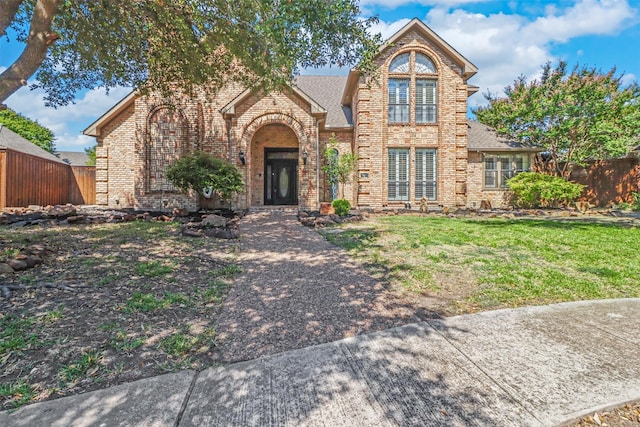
[0,0,381,106]
[474,61,640,178]
[0,107,55,152]
[321,134,357,199]
[166,152,244,204]
[84,144,96,166]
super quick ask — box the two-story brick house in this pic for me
[84,18,538,212]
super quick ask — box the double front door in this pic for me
[265,150,298,205]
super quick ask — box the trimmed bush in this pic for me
[166,152,243,201]
[332,198,351,216]
[506,172,584,208]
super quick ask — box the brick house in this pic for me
[84,18,537,212]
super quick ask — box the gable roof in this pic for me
[55,151,91,166]
[294,76,352,128]
[220,85,326,118]
[343,18,478,105]
[0,125,66,163]
[467,121,542,152]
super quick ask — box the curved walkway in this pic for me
[2,212,639,426]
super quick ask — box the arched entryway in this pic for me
[250,124,300,206]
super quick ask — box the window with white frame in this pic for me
[484,154,528,189]
[388,79,410,123]
[415,149,437,200]
[388,51,438,124]
[388,148,409,201]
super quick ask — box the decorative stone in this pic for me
[6,259,28,271]
[26,255,43,268]
[319,202,334,215]
[173,208,190,217]
[0,263,14,274]
[67,215,86,224]
[48,204,77,217]
[201,214,227,227]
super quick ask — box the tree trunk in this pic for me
[0,0,61,105]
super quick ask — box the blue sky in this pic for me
[1,0,638,152]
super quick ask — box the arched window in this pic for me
[147,107,188,192]
[387,51,438,124]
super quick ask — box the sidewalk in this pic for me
[2,298,639,427]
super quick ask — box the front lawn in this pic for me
[323,215,640,314]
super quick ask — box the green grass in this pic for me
[124,291,191,313]
[111,329,146,353]
[134,260,175,277]
[160,326,217,357]
[327,216,640,311]
[0,381,37,409]
[0,315,42,353]
[58,350,102,383]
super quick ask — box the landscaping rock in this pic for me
[6,259,28,271]
[0,263,14,274]
[173,207,190,217]
[66,215,87,224]
[48,204,77,217]
[201,214,227,227]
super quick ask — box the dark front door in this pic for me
[265,150,298,205]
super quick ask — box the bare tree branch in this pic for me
[0,0,61,104]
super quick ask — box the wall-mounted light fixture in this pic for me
[238,151,246,165]
[302,149,308,165]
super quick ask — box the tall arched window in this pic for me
[387,51,438,124]
[147,107,188,192]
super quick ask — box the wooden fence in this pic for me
[0,148,96,209]
[569,157,640,206]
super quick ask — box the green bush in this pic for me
[632,192,640,212]
[506,172,584,208]
[332,198,351,216]
[166,152,243,201]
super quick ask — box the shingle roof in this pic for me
[0,125,65,163]
[55,151,91,166]
[294,76,352,128]
[467,121,542,152]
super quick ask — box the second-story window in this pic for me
[388,51,438,124]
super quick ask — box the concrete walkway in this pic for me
[2,299,639,427]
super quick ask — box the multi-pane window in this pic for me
[388,148,409,201]
[388,79,410,123]
[484,154,528,189]
[388,51,438,124]
[416,79,437,123]
[415,149,437,200]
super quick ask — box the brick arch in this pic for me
[240,112,308,151]
[146,105,189,192]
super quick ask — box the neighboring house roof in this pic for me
[342,18,479,105]
[0,125,66,163]
[467,121,542,152]
[294,76,352,128]
[56,151,91,166]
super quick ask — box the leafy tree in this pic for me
[321,134,357,199]
[0,0,381,106]
[474,61,640,178]
[84,144,96,166]
[166,152,244,204]
[0,107,55,152]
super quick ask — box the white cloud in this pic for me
[419,0,636,108]
[621,73,636,86]
[360,0,491,10]
[5,85,131,151]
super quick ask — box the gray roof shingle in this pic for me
[467,121,541,152]
[0,125,65,163]
[55,151,91,166]
[294,76,352,128]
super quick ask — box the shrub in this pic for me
[633,192,640,212]
[506,172,584,208]
[166,152,243,201]
[332,198,351,216]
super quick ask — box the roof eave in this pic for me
[83,91,138,137]
[341,70,361,106]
